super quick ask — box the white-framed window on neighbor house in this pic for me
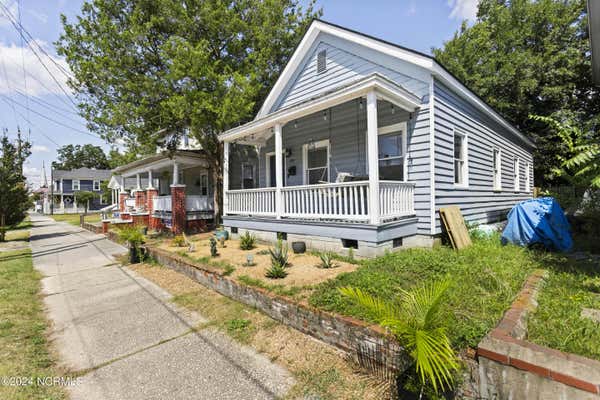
[453,129,468,187]
[266,151,287,187]
[241,164,255,189]
[200,174,209,196]
[93,180,100,191]
[493,148,502,190]
[525,162,531,192]
[72,179,80,191]
[513,157,520,191]
[377,122,407,181]
[303,139,329,185]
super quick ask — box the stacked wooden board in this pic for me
[439,206,472,250]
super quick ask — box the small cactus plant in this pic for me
[209,237,218,257]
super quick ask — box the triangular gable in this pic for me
[271,41,429,112]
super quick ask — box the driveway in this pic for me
[29,214,294,399]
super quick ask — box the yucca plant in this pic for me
[265,261,288,279]
[239,231,256,250]
[268,239,288,268]
[339,279,458,395]
[318,252,337,269]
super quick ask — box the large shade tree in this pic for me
[54,144,110,170]
[0,134,31,241]
[57,0,320,217]
[433,0,599,186]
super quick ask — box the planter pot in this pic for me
[215,230,229,241]
[291,241,306,254]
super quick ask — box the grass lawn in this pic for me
[51,213,101,226]
[527,255,600,360]
[309,234,545,350]
[0,231,66,399]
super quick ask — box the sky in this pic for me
[0,0,478,189]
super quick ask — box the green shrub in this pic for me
[269,240,288,268]
[239,231,256,250]
[173,234,186,247]
[117,226,145,247]
[265,261,288,279]
[318,252,337,269]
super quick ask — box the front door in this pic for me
[267,153,285,187]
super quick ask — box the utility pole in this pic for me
[50,165,54,215]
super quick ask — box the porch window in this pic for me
[200,174,208,196]
[72,180,80,191]
[377,123,406,181]
[493,148,502,190]
[453,130,468,186]
[514,157,520,191]
[304,140,329,184]
[93,180,100,191]
[241,164,255,189]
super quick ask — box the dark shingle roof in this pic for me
[52,167,112,180]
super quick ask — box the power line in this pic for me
[12,91,86,125]
[1,97,59,147]
[14,89,79,116]
[17,0,30,129]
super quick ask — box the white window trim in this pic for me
[266,151,287,187]
[241,163,255,189]
[452,128,469,189]
[93,180,100,191]
[514,157,520,192]
[525,162,531,193]
[365,122,409,181]
[72,179,80,191]
[302,139,330,185]
[200,174,209,196]
[493,148,502,191]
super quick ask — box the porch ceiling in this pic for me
[219,73,421,143]
[114,151,209,178]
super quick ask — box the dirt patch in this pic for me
[129,262,388,400]
[159,236,358,287]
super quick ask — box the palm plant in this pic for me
[339,279,458,395]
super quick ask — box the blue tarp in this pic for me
[501,197,573,252]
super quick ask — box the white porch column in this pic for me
[223,141,229,215]
[366,90,380,225]
[147,169,154,189]
[172,162,180,185]
[274,123,283,219]
[119,176,125,196]
[136,173,141,191]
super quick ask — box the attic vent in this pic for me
[317,50,327,74]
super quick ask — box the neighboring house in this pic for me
[110,132,224,233]
[51,167,112,213]
[218,20,535,257]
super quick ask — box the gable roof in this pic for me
[258,19,534,148]
[52,167,112,180]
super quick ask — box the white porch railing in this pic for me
[225,181,415,223]
[153,195,172,212]
[186,195,213,211]
[125,198,136,208]
[227,187,277,216]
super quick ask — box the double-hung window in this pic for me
[304,140,329,184]
[241,164,254,189]
[453,130,468,186]
[200,174,208,196]
[514,158,520,191]
[93,180,100,191]
[72,179,80,191]
[493,148,502,190]
[377,123,407,181]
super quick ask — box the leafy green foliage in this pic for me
[117,226,145,247]
[0,135,31,241]
[433,0,599,186]
[265,262,288,279]
[74,191,96,213]
[239,231,256,250]
[318,252,338,269]
[530,115,600,188]
[340,280,459,393]
[173,234,186,247]
[53,144,109,170]
[209,237,218,257]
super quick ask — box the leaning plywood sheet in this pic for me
[439,206,472,250]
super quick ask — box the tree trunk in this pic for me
[0,214,5,242]
[210,146,223,225]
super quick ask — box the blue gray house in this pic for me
[219,20,535,257]
[52,167,112,213]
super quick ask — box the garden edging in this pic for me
[476,269,600,399]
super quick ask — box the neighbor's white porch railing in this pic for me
[225,181,415,223]
[227,187,277,216]
[186,195,213,211]
[153,195,172,212]
[124,198,136,208]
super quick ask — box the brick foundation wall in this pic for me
[120,212,131,221]
[146,246,409,372]
[131,214,149,227]
[134,190,146,210]
[171,185,186,234]
[119,193,128,212]
[146,189,159,230]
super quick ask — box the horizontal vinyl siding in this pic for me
[433,80,534,233]
[272,37,429,112]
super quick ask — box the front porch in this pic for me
[219,74,426,256]
[112,151,215,233]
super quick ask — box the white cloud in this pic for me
[32,144,49,153]
[0,40,73,97]
[0,1,18,28]
[448,0,479,21]
[405,1,417,16]
[27,9,48,24]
